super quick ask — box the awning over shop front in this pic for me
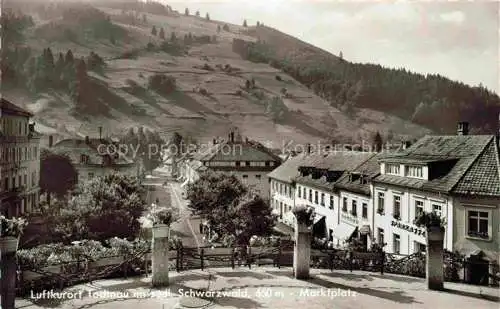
[332,223,357,241]
[359,225,371,235]
[313,215,327,238]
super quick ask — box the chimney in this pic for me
[230,131,235,142]
[306,143,311,154]
[213,138,217,145]
[85,136,90,144]
[98,126,103,140]
[48,135,53,147]
[457,122,469,136]
[401,140,411,150]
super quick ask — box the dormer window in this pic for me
[385,164,400,175]
[405,165,423,178]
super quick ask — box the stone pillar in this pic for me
[1,237,19,309]
[293,222,311,279]
[152,224,170,287]
[426,226,445,290]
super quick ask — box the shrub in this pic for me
[0,216,27,237]
[202,63,214,71]
[199,88,209,96]
[148,73,176,95]
[119,49,139,59]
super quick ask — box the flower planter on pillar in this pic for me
[1,237,19,309]
[293,222,311,279]
[292,205,314,280]
[426,226,445,291]
[152,224,170,287]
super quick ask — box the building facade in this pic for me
[49,135,142,184]
[334,153,382,250]
[180,130,282,196]
[0,99,41,217]
[372,125,500,267]
[277,151,374,245]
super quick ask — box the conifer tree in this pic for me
[159,27,165,40]
[243,19,247,27]
[185,8,189,16]
[206,13,210,21]
[151,25,157,36]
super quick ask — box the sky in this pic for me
[166,0,499,94]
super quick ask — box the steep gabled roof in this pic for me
[201,140,282,163]
[335,153,382,196]
[267,153,311,183]
[52,137,134,165]
[374,135,496,195]
[0,98,33,117]
[452,137,500,197]
[294,151,376,191]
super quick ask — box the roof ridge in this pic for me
[450,135,495,193]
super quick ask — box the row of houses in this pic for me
[1,98,143,218]
[268,122,500,267]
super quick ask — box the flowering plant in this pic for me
[414,211,446,230]
[292,204,315,226]
[0,215,27,237]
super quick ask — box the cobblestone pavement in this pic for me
[16,267,499,309]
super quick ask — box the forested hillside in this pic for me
[237,26,500,134]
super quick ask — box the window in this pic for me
[320,193,325,206]
[342,197,348,212]
[467,210,490,239]
[415,200,424,219]
[280,183,283,194]
[414,242,426,253]
[309,189,312,202]
[80,154,89,164]
[279,202,283,219]
[329,229,333,241]
[88,172,94,179]
[329,195,334,209]
[298,186,302,198]
[377,192,385,214]
[362,203,368,218]
[314,191,318,204]
[255,174,261,180]
[385,164,400,175]
[377,228,384,246]
[303,187,306,199]
[393,195,401,219]
[351,200,357,216]
[405,165,423,178]
[432,204,442,217]
[235,161,241,167]
[245,161,250,166]
[393,234,400,254]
